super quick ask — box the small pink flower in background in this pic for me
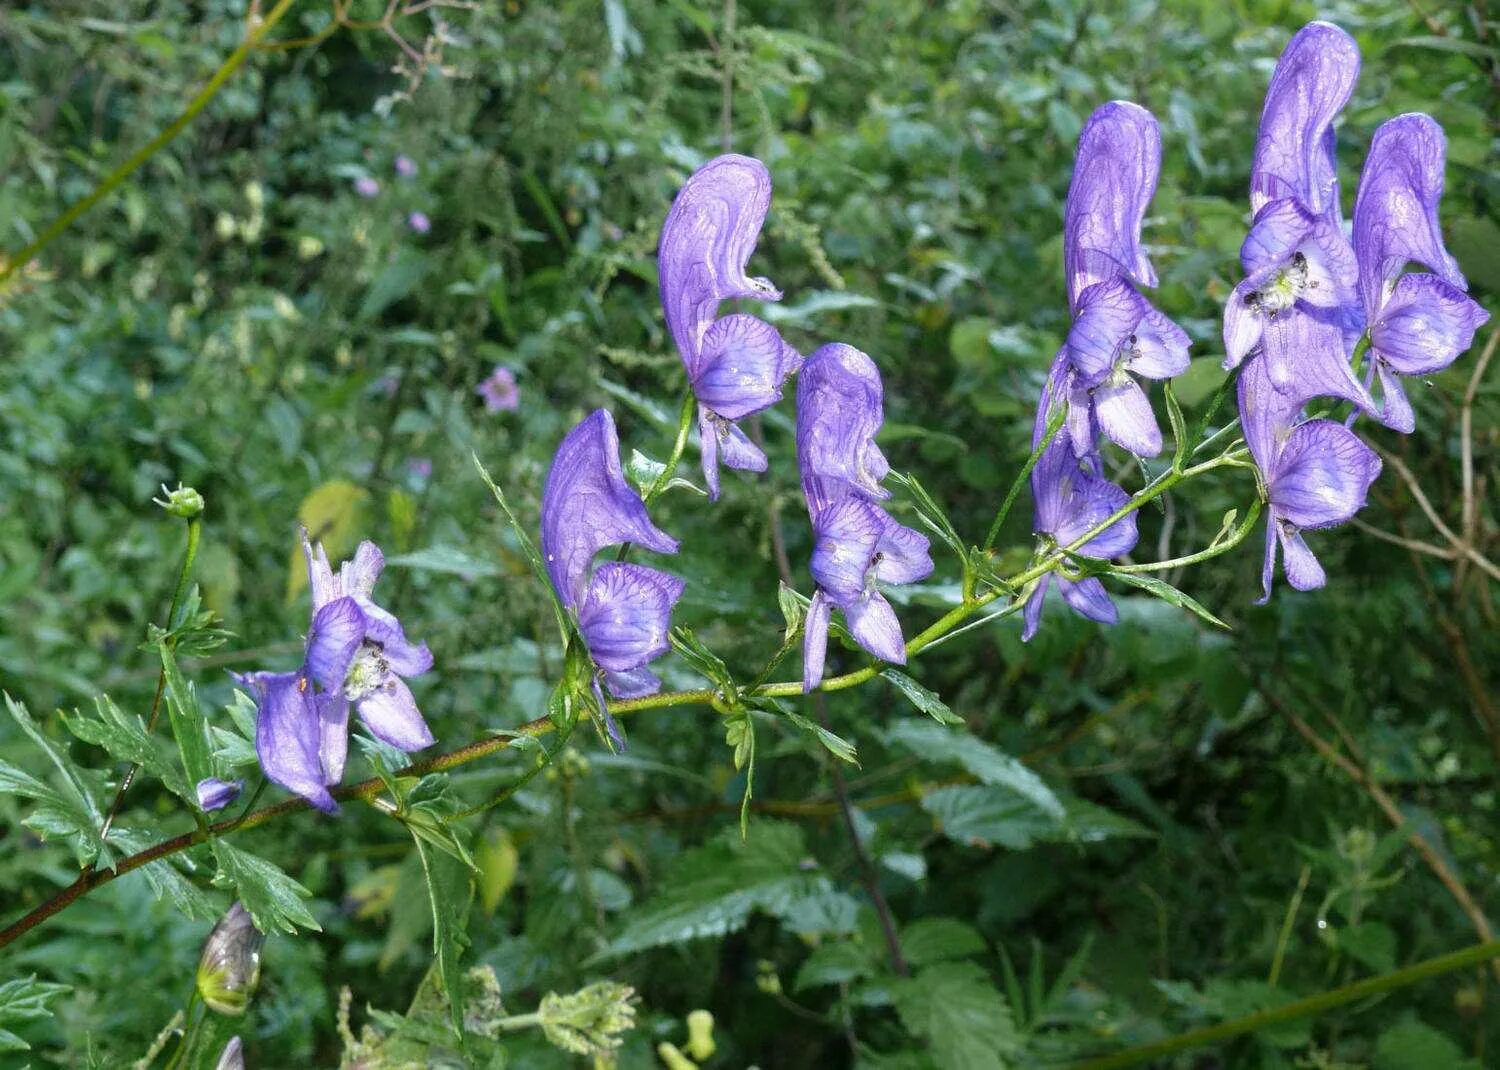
[354,176,380,198]
[395,155,417,177]
[407,211,432,234]
[376,374,400,398]
[476,366,519,413]
[408,458,433,480]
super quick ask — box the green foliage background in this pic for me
[0,0,1497,1066]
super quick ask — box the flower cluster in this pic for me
[1022,101,1189,639]
[1226,23,1487,598]
[797,343,933,689]
[658,155,804,499]
[236,531,435,812]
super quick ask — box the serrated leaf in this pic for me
[64,694,191,801]
[888,470,966,564]
[920,785,1150,850]
[900,917,986,967]
[891,961,1019,1070]
[3,694,111,868]
[881,671,963,726]
[108,827,220,921]
[0,975,70,1054]
[669,626,736,695]
[159,644,214,788]
[210,839,320,935]
[1373,1017,1479,1070]
[1110,572,1229,630]
[412,832,473,1038]
[886,719,1062,818]
[795,940,878,992]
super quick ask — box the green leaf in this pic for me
[669,626,736,696]
[900,917,986,967]
[287,480,370,601]
[598,822,858,959]
[891,961,1019,1070]
[920,786,1149,850]
[1373,1017,1479,1070]
[412,832,473,1038]
[64,694,191,802]
[794,940,878,992]
[759,289,880,325]
[2,694,111,868]
[776,704,859,765]
[0,975,70,1054]
[885,719,1062,818]
[888,471,967,566]
[1110,572,1230,630]
[881,670,963,726]
[210,839,320,935]
[108,827,220,921]
[386,546,504,578]
[159,644,214,788]
[358,251,432,321]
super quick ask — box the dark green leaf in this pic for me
[210,839,320,935]
[881,671,963,726]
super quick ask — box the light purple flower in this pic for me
[196,777,243,812]
[395,155,417,178]
[1063,101,1162,310]
[541,409,684,700]
[1352,113,1489,432]
[233,669,341,814]
[407,210,431,234]
[1238,354,1382,599]
[796,344,932,690]
[658,154,804,499]
[476,365,519,412]
[408,457,433,480]
[215,1037,244,1070]
[354,176,380,199]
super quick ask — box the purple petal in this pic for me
[809,497,884,601]
[1259,310,1377,413]
[692,313,803,420]
[1235,352,1303,473]
[356,677,435,752]
[1222,277,1270,370]
[1064,371,1098,457]
[305,597,364,694]
[541,409,679,606]
[1269,419,1381,529]
[244,671,337,813]
[659,154,780,378]
[802,590,831,692]
[1129,304,1192,379]
[797,342,891,513]
[1031,438,1138,557]
[1093,376,1163,458]
[576,562,685,673]
[1370,273,1489,376]
[300,528,339,610]
[215,1037,245,1070]
[1020,574,1050,643]
[1277,526,1328,591]
[1057,576,1118,625]
[1066,277,1144,381]
[602,667,662,700]
[1257,523,1277,604]
[196,777,243,812]
[1354,113,1465,320]
[1374,362,1416,435]
[339,542,385,600]
[355,598,434,678]
[1250,21,1360,220]
[872,514,934,586]
[1240,198,1317,275]
[1063,101,1161,309]
[841,589,907,665]
[698,407,768,501]
[317,693,350,785]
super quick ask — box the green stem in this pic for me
[982,405,1065,552]
[1112,498,1263,574]
[643,391,697,505]
[0,0,301,287]
[1070,938,1500,1070]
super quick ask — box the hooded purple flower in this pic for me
[1238,352,1381,599]
[796,344,932,691]
[477,365,519,412]
[233,669,342,814]
[1352,113,1489,432]
[658,155,804,499]
[541,409,684,699]
[1057,102,1190,458]
[196,777,243,812]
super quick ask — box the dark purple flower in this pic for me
[233,669,341,814]
[1238,353,1382,599]
[541,409,683,698]
[658,154,804,499]
[476,365,519,412]
[407,210,431,234]
[1352,113,1490,432]
[796,344,932,690]
[196,777,243,812]
[354,176,380,199]
[395,155,417,178]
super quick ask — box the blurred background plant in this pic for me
[0,0,1496,1066]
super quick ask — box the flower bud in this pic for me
[685,1009,715,1061]
[197,902,264,1016]
[215,1036,244,1070]
[196,777,243,812]
[656,1042,696,1070]
[214,212,237,240]
[155,483,205,519]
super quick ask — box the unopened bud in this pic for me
[155,483,205,519]
[214,212,237,241]
[215,1036,244,1070]
[656,1042,696,1070]
[685,1009,715,1061]
[197,902,264,1016]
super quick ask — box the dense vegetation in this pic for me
[1,1,1497,1067]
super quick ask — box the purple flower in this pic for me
[1352,113,1489,432]
[796,344,932,690]
[476,365,519,412]
[408,457,433,480]
[196,777,243,812]
[541,410,684,699]
[216,1038,244,1070]
[407,210,431,234]
[233,669,342,814]
[354,176,380,199]
[1238,354,1381,598]
[1063,101,1162,310]
[658,155,804,499]
[395,155,417,178]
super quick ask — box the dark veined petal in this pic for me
[355,677,435,752]
[300,528,339,611]
[841,589,907,665]
[1128,303,1192,380]
[339,541,385,600]
[658,154,780,377]
[305,596,365,694]
[1250,21,1360,220]
[1277,526,1328,591]
[1240,198,1317,275]
[797,342,891,513]
[196,777,243,812]
[872,513,934,587]
[1353,113,1465,320]
[576,562,686,673]
[1092,376,1163,458]
[240,670,337,813]
[1259,309,1377,414]
[1064,371,1098,458]
[801,590,832,692]
[541,409,679,607]
[355,597,434,678]
[1057,576,1118,625]
[698,408,768,501]
[1235,351,1302,475]
[692,313,803,420]
[1269,419,1381,530]
[1066,277,1144,381]
[809,496,884,601]
[1370,273,1489,376]
[1031,437,1138,558]
[1063,101,1161,309]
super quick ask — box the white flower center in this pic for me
[343,643,389,700]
